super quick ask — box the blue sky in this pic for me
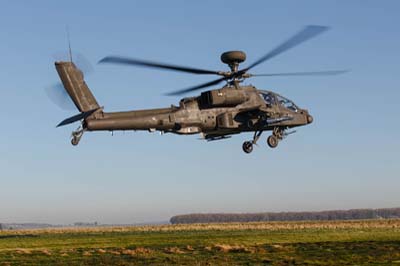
[0,1,399,224]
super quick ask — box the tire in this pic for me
[242,141,253,154]
[267,135,278,148]
[71,137,79,146]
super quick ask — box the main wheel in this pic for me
[242,141,253,154]
[267,135,278,148]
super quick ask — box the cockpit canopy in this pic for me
[259,91,298,112]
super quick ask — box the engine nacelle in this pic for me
[200,88,247,108]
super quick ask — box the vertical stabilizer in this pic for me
[55,62,99,112]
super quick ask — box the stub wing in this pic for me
[201,132,240,142]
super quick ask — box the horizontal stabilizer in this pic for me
[56,108,99,127]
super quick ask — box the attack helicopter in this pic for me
[54,25,346,153]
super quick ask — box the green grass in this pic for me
[0,220,399,265]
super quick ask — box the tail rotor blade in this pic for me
[53,52,94,75]
[48,52,94,110]
[45,82,75,110]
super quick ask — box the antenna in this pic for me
[66,26,73,62]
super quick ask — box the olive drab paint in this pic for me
[54,25,346,153]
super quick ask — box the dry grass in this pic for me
[1,219,399,236]
[40,249,51,256]
[124,247,152,255]
[97,248,106,254]
[164,246,185,254]
[15,248,31,255]
[0,219,399,265]
[213,244,253,253]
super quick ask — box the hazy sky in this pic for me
[0,1,399,224]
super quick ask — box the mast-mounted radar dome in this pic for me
[220,51,246,65]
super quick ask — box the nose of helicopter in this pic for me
[307,114,313,124]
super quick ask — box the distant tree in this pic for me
[0,223,3,230]
[170,208,400,224]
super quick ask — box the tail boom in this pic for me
[86,109,177,131]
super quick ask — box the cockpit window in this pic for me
[259,92,275,106]
[276,95,298,112]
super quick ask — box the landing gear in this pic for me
[242,130,263,154]
[273,126,284,139]
[242,141,253,154]
[267,135,278,148]
[71,125,85,146]
[266,127,284,149]
[241,126,294,153]
[266,127,295,149]
[71,136,79,146]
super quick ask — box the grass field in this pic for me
[0,219,399,265]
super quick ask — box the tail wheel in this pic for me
[71,137,80,146]
[267,135,279,148]
[242,141,253,154]
[71,126,84,146]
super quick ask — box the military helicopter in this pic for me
[54,25,346,153]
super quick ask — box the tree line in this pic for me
[170,208,400,224]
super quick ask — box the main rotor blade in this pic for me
[250,70,349,77]
[166,77,226,96]
[241,25,330,73]
[99,56,221,75]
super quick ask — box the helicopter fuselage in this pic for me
[85,85,313,139]
[54,25,344,153]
